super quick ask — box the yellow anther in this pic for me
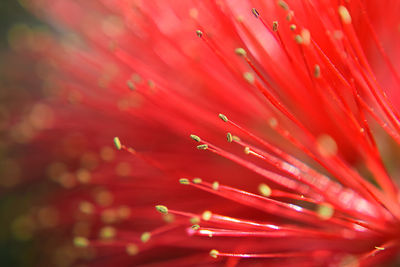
[218,113,228,122]
[155,205,168,214]
[232,135,241,142]
[113,137,122,150]
[317,203,334,220]
[226,132,233,143]
[338,6,351,24]
[212,181,219,190]
[243,72,255,84]
[192,178,202,184]
[235,47,247,57]
[244,147,250,155]
[190,134,201,142]
[197,144,208,150]
[210,249,219,258]
[202,210,212,221]
[258,183,272,197]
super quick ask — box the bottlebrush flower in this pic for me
[8,0,400,266]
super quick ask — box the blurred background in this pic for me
[0,1,46,266]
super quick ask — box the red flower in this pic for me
[9,0,400,266]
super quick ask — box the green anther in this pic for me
[190,134,201,142]
[113,137,122,150]
[191,224,200,230]
[141,232,151,243]
[218,113,228,122]
[155,205,168,214]
[197,144,208,150]
[179,178,190,185]
[290,24,297,31]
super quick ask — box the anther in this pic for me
[235,47,247,57]
[197,144,208,150]
[141,232,151,243]
[190,134,201,142]
[113,137,122,150]
[251,8,260,18]
[202,210,212,221]
[191,224,200,230]
[244,147,250,155]
[226,132,233,143]
[278,0,289,11]
[179,178,190,185]
[258,183,272,197]
[272,21,279,32]
[232,135,241,141]
[73,236,89,247]
[294,35,303,44]
[99,226,116,239]
[243,72,255,84]
[126,80,135,90]
[290,24,297,31]
[218,113,228,122]
[314,65,321,78]
[317,203,334,220]
[338,6,351,24]
[212,181,219,190]
[192,178,202,184]
[196,30,203,38]
[155,205,168,214]
[210,249,219,258]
